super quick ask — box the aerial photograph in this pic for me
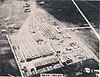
[0,0,99,77]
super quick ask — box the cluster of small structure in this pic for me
[7,1,98,77]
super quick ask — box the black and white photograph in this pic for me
[0,0,99,77]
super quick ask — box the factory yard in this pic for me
[0,0,99,77]
[8,0,99,77]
